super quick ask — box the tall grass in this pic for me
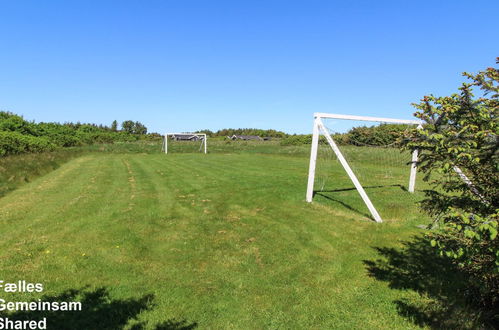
[0,149,84,197]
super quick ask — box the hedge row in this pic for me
[0,112,147,156]
[0,131,57,156]
[280,134,313,146]
[279,124,412,146]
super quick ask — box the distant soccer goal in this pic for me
[306,113,422,223]
[162,133,207,154]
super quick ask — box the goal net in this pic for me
[162,133,207,154]
[306,113,422,223]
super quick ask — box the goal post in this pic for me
[163,133,207,154]
[306,113,422,223]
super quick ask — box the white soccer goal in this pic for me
[162,133,207,154]
[306,113,422,223]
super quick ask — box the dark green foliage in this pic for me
[280,134,313,146]
[121,120,147,135]
[121,120,135,134]
[0,112,37,135]
[279,124,409,146]
[402,59,498,313]
[0,131,56,156]
[35,122,81,147]
[0,112,148,156]
[345,124,410,146]
[202,128,287,138]
[144,132,163,140]
[196,129,214,136]
[134,121,147,135]
[111,120,118,131]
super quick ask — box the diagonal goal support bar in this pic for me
[317,118,383,222]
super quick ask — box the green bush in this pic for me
[0,112,149,156]
[0,131,57,156]
[403,60,498,313]
[279,124,409,147]
[0,112,42,137]
[346,124,410,146]
[280,134,312,146]
[212,128,287,138]
[140,132,163,141]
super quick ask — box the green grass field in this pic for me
[0,146,449,329]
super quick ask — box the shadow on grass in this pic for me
[317,183,407,194]
[314,192,372,219]
[1,286,197,330]
[364,236,494,328]
[314,184,410,220]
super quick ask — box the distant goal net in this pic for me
[306,113,422,223]
[162,133,207,154]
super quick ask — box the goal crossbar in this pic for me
[314,112,422,125]
[306,113,423,223]
[163,133,207,154]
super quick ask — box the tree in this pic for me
[111,120,118,132]
[402,59,498,310]
[121,120,135,134]
[196,129,213,137]
[133,121,147,135]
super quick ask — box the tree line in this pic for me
[279,124,410,146]
[196,128,287,138]
[198,125,412,146]
[0,110,414,157]
[0,112,151,156]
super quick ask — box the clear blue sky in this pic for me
[0,1,497,134]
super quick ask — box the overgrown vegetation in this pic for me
[342,124,410,146]
[0,149,84,197]
[403,59,498,317]
[0,112,151,156]
[0,131,56,156]
[279,134,313,146]
[121,120,148,135]
[197,128,287,138]
[280,124,410,146]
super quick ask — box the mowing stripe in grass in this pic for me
[0,153,430,328]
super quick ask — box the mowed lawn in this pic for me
[0,152,429,329]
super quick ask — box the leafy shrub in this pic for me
[346,124,410,146]
[0,112,38,135]
[0,112,149,156]
[280,134,313,146]
[34,123,81,147]
[0,131,56,156]
[279,124,409,147]
[402,60,498,313]
[209,128,287,138]
[141,132,163,141]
